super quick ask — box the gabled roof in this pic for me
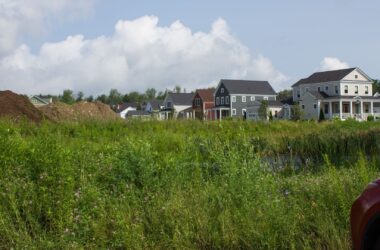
[267,100,284,107]
[195,89,214,102]
[146,99,162,110]
[116,102,138,113]
[219,79,276,95]
[292,68,357,87]
[168,93,194,105]
[30,95,50,104]
[306,91,329,100]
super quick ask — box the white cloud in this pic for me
[0,0,95,56]
[319,57,350,71]
[0,15,288,95]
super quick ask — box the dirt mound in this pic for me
[39,101,119,122]
[0,90,43,122]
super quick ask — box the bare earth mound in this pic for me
[0,90,43,122]
[39,101,119,122]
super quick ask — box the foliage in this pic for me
[269,110,273,121]
[277,89,292,101]
[367,115,374,121]
[0,119,379,249]
[258,100,268,120]
[61,89,75,104]
[291,102,302,121]
[372,79,380,94]
[319,108,325,121]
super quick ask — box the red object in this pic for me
[351,179,380,250]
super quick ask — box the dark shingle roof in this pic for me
[116,102,138,113]
[267,100,284,107]
[220,79,276,95]
[126,110,151,116]
[292,68,356,87]
[307,91,329,100]
[168,93,194,105]
[147,99,162,110]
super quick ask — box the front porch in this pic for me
[321,97,380,121]
[211,107,231,121]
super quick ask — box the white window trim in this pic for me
[242,109,247,115]
[232,96,236,102]
[232,109,236,115]
[221,97,224,105]
[221,88,224,94]
[216,97,220,105]
[251,96,255,101]
[242,96,246,102]
[263,96,268,100]
[226,96,229,104]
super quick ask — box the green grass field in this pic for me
[0,119,379,249]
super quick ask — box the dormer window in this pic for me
[221,88,224,94]
[355,75,358,79]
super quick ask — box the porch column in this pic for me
[328,101,332,119]
[371,101,374,115]
[219,109,222,121]
[339,100,342,120]
[360,101,364,119]
[350,101,353,118]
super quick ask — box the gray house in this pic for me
[213,79,277,119]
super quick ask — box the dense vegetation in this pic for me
[0,119,379,249]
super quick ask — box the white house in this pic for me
[292,67,380,121]
[160,93,194,119]
[246,100,287,121]
[115,102,138,119]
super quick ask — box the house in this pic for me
[29,95,52,107]
[246,100,285,121]
[213,79,277,120]
[143,99,163,115]
[192,89,215,120]
[292,67,380,120]
[126,110,151,119]
[115,102,138,119]
[160,93,194,119]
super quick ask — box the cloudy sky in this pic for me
[0,0,378,96]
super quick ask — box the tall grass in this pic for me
[0,119,379,249]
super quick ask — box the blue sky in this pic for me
[0,0,378,95]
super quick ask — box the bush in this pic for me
[367,115,375,121]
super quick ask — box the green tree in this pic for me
[96,94,108,104]
[174,85,181,93]
[145,88,157,99]
[61,89,75,104]
[258,100,268,120]
[76,91,84,102]
[108,89,123,106]
[373,79,380,94]
[268,110,273,121]
[291,102,302,121]
[277,89,292,101]
[86,95,94,102]
[319,108,325,121]
[125,91,142,103]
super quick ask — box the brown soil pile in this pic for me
[0,90,44,122]
[39,101,119,122]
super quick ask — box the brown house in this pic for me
[192,89,215,120]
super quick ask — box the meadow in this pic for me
[0,119,379,249]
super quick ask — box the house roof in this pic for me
[126,110,151,116]
[267,100,284,107]
[30,95,50,104]
[220,79,276,95]
[195,89,214,102]
[168,93,194,105]
[116,102,138,113]
[307,91,330,100]
[146,99,162,110]
[292,68,357,87]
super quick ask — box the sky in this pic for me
[0,0,379,96]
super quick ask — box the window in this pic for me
[195,98,200,106]
[355,85,358,94]
[302,105,305,109]
[167,102,172,108]
[264,96,268,100]
[335,86,338,94]
[231,96,236,102]
[221,97,224,105]
[242,109,247,115]
[242,96,246,102]
[324,103,329,114]
[251,96,255,101]
[325,86,329,91]
[318,87,321,92]
[221,88,224,94]
[216,97,220,105]
[355,74,358,79]
[314,104,317,109]
[226,96,229,104]
[344,85,348,94]
[232,109,236,115]
[274,110,278,118]
[297,90,300,98]
[365,86,369,95]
